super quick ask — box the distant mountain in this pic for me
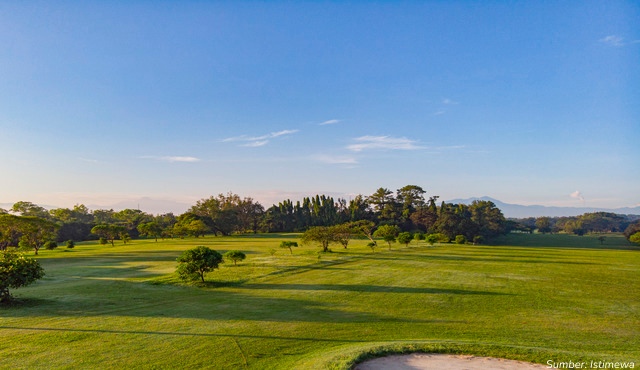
[445,196,640,218]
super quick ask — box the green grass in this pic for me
[1,234,638,369]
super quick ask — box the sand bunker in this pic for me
[354,353,547,369]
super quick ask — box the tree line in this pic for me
[7,185,640,251]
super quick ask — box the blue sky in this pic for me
[1,1,638,214]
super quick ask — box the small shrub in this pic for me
[455,235,466,244]
[66,240,75,249]
[99,237,108,245]
[44,241,58,250]
[473,235,484,245]
[269,248,277,256]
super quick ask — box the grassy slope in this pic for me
[0,233,638,369]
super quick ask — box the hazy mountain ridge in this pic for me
[446,196,640,218]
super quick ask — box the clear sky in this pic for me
[1,1,638,214]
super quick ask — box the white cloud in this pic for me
[433,110,446,116]
[346,136,424,152]
[570,190,585,202]
[222,129,299,146]
[319,119,341,126]
[314,155,358,164]
[241,140,269,147]
[442,98,459,105]
[599,35,625,47]
[142,156,201,163]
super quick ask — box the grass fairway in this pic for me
[1,234,638,369]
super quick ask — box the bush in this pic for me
[66,240,75,249]
[99,237,108,245]
[224,250,246,266]
[455,235,466,244]
[44,241,58,250]
[473,235,484,245]
[1,250,45,304]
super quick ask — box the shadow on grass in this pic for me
[235,283,511,295]
[0,280,456,325]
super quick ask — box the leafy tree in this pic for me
[1,250,45,304]
[473,235,484,245]
[301,226,336,253]
[629,232,640,246]
[16,217,59,255]
[331,223,354,249]
[279,241,298,254]
[176,246,223,282]
[413,232,424,244]
[535,217,552,234]
[224,250,246,266]
[367,188,399,223]
[425,233,438,246]
[455,235,466,244]
[367,242,377,253]
[119,232,131,244]
[91,224,125,246]
[137,221,163,241]
[11,201,50,219]
[396,185,426,225]
[397,232,413,247]
[66,240,75,249]
[373,224,400,250]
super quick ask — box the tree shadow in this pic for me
[234,283,511,295]
[0,280,455,325]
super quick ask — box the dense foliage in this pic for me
[0,250,45,303]
[17,185,640,250]
[176,246,224,282]
[515,212,639,236]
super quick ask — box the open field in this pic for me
[1,233,639,369]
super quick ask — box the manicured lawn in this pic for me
[1,234,638,369]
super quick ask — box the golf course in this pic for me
[1,233,638,369]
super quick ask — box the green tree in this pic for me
[397,231,413,247]
[536,217,552,234]
[301,226,336,253]
[629,232,640,245]
[11,201,50,219]
[1,250,45,303]
[279,241,298,254]
[16,216,59,255]
[425,233,438,246]
[374,224,400,250]
[137,221,163,242]
[91,224,125,246]
[224,250,246,266]
[455,235,466,244]
[176,246,223,282]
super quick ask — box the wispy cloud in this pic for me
[241,140,269,147]
[433,110,446,116]
[319,119,341,126]
[570,190,585,202]
[222,129,299,147]
[142,156,201,163]
[347,136,424,152]
[313,154,358,164]
[442,98,459,105]
[600,35,624,47]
